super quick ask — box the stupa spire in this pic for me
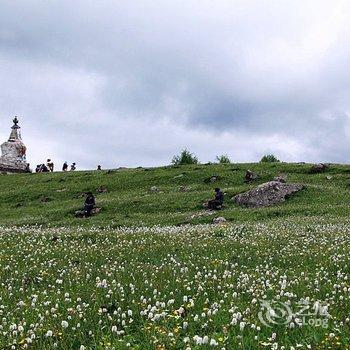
[9,116,22,141]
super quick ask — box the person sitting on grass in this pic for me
[208,188,224,210]
[62,161,68,171]
[37,164,49,173]
[84,192,95,216]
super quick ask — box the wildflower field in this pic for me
[0,163,349,348]
[1,220,349,349]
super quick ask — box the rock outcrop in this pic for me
[233,181,303,208]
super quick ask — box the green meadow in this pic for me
[0,163,349,349]
[0,162,349,227]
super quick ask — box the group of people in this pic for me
[35,160,104,173]
[62,161,76,171]
[75,168,263,219]
[77,169,262,218]
[78,187,224,219]
[35,159,55,173]
[35,159,77,173]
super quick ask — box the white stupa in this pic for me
[0,117,30,173]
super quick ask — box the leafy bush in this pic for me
[216,155,231,164]
[260,154,280,163]
[172,149,199,165]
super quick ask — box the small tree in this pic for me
[172,149,199,165]
[216,154,231,164]
[260,154,280,163]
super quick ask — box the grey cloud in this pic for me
[0,0,349,168]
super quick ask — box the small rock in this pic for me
[149,186,158,192]
[204,175,222,183]
[97,186,107,193]
[213,217,227,224]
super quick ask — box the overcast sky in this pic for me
[0,0,349,169]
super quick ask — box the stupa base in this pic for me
[0,159,30,173]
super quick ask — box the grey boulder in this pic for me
[233,181,304,208]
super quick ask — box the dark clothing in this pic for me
[215,190,224,204]
[208,200,222,210]
[84,195,95,216]
[208,190,224,210]
[245,170,255,183]
[62,163,68,171]
[40,164,49,172]
[85,196,95,206]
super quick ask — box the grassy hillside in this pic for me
[0,162,349,227]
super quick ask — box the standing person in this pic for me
[84,192,95,216]
[208,188,224,210]
[70,162,76,171]
[97,165,102,171]
[62,161,68,172]
[47,159,54,172]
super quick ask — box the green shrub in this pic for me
[216,155,231,164]
[260,154,280,163]
[172,149,199,165]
